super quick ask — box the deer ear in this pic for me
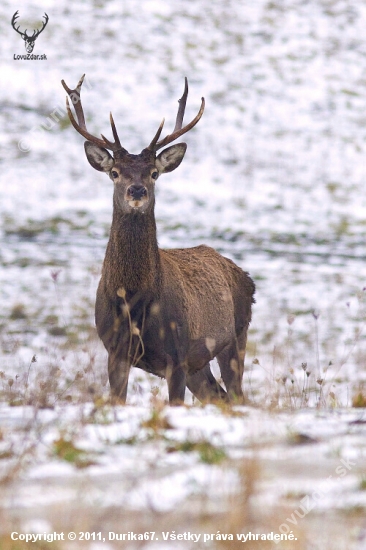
[84,141,114,172]
[156,143,187,173]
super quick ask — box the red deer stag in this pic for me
[61,74,255,405]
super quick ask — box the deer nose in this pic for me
[127,185,147,200]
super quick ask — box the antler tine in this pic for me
[173,77,188,132]
[151,79,205,152]
[147,118,165,151]
[61,75,125,153]
[61,74,87,129]
[107,112,123,150]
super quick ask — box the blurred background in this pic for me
[1,0,366,405]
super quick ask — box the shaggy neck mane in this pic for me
[104,204,161,296]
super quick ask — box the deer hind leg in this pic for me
[186,363,227,403]
[217,332,246,403]
[166,359,186,405]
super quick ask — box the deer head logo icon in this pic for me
[11,11,48,53]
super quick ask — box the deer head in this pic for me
[61,75,205,214]
[11,11,48,53]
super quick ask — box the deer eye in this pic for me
[151,171,159,180]
[111,171,118,179]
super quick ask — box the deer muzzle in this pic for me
[127,185,147,200]
[126,185,148,209]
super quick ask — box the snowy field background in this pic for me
[0,0,366,548]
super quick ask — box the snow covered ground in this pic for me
[0,403,365,549]
[1,0,366,548]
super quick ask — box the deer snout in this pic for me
[127,185,147,201]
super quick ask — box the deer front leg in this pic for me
[104,306,134,405]
[108,350,131,404]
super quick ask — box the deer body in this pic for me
[62,75,255,404]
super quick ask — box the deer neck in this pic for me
[103,201,162,297]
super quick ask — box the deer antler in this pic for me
[11,11,49,40]
[147,78,205,152]
[61,74,127,154]
[11,11,26,39]
[32,13,49,39]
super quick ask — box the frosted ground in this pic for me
[0,0,366,548]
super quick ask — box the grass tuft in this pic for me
[52,435,97,469]
[168,439,227,464]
